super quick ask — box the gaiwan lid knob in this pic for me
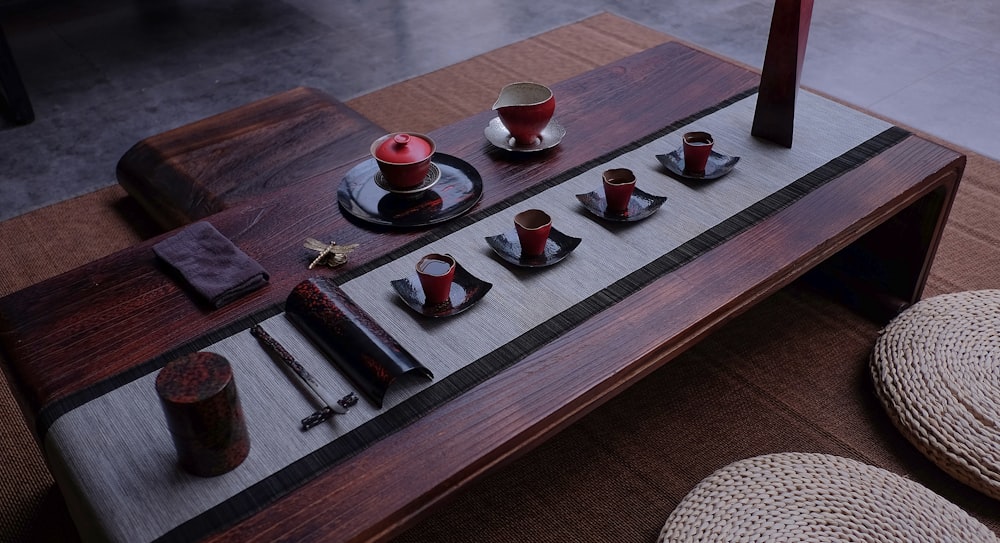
[374,133,433,164]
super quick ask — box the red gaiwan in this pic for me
[371,132,436,190]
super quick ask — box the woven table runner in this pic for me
[43,90,899,543]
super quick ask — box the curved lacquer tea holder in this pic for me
[285,277,433,408]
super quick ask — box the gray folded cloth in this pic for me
[153,221,269,308]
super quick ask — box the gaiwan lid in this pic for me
[374,133,434,164]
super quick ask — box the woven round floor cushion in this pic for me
[870,289,1000,501]
[658,452,997,542]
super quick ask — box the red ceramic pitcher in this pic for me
[493,82,555,145]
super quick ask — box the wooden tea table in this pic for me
[0,41,964,542]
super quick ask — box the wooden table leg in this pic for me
[0,24,34,125]
[804,161,964,322]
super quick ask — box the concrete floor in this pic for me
[2,0,998,222]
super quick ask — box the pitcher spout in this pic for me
[493,82,554,110]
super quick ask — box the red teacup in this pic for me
[492,82,555,146]
[602,168,637,213]
[416,253,456,305]
[682,131,714,175]
[513,209,552,257]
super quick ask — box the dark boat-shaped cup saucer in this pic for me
[575,188,667,222]
[656,147,740,181]
[485,227,582,268]
[391,262,492,318]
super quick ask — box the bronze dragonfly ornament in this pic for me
[303,238,359,269]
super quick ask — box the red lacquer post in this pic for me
[751,0,814,148]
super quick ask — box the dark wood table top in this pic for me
[0,41,964,542]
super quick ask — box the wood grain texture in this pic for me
[116,87,386,230]
[0,41,964,542]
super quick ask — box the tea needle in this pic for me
[250,324,358,430]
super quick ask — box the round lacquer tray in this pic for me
[338,153,483,228]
